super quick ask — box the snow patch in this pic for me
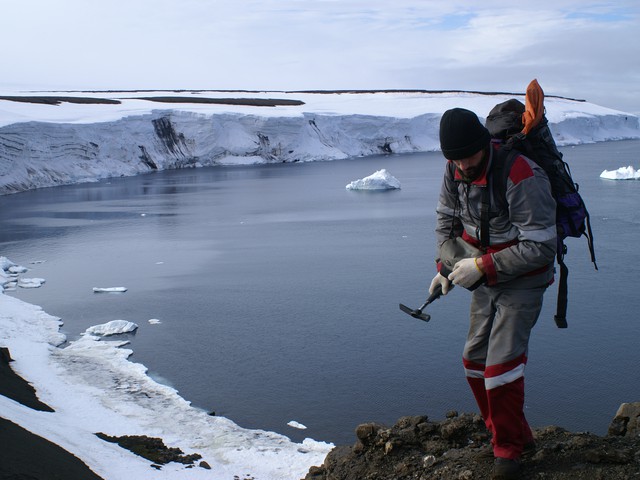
[0,256,17,271]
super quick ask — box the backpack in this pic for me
[484,80,597,328]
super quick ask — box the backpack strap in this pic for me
[480,145,518,248]
[446,161,463,240]
[554,248,569,328]
[480,188,491,248]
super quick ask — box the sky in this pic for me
[2,1,639,113]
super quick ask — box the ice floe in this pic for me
[84,320,139,337]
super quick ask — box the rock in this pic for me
[355,422,382,444]
[1,346,13,363]
[303,405,640,480]
[423,454,437,467]
[584,447,633,464]
[396,415,428,429]
[608,402,640,437]
[95,433,202,465]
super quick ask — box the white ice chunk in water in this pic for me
[8,265,28,274]
[287,420,308,430]
[18,278,46,288]
[85,320,138,336]
[92,287,128,293]
[600,165,640,180]
[148,318,162,325]
[346,169,401,190]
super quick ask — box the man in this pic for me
[430,108,557,479]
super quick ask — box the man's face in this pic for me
[452,149,485,181]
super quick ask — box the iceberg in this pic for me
[600,166,640,180]
[346,169,401,190]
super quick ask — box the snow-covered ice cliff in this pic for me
[1,90,638,195]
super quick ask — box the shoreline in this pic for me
[0,287,333,480]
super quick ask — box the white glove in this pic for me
[448,257,484,289]
[429,272,451,295]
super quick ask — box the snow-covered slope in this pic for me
[1,90,638,195]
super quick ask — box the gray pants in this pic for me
[462,284,546,459]
[464,285,545,368]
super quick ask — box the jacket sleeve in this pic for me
[435,162,463,255]
[481,155,557,285]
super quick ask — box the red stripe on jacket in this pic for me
[461,227,551,286]
[509,154,534,186]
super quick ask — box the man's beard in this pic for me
[457,152,488,182]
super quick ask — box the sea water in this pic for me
[2,140,639,445]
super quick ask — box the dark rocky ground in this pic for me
[304,407,640,480]
[0,417,105,480]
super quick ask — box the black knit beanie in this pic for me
[439,108,491,160]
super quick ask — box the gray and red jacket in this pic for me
[435,142,557,288]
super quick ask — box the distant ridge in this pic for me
[290,89,585,102]
[25,88,587,103]
[0,95,304,107]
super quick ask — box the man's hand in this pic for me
[448,257,484,289]
[429,272,451,295]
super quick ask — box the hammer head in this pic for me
[399,304,431,322]
[410,311,431,322]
